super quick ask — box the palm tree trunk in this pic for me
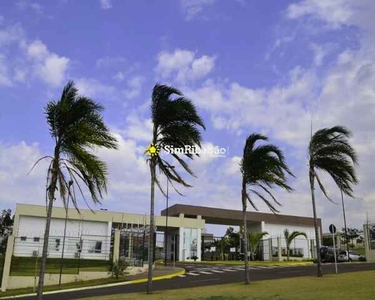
[147,159,156,294]
[287,244,290,261]
[242,187,250,285]
[37,163,58,299]
[309,170,323,277]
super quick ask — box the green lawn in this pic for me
[10,257,110,276]
[87,270,375,300]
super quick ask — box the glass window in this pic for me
[20,236,27,241]
[33,237,40,242]
[95,241,102,253]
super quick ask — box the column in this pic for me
[1,235,15,292]
[277,237,282,261]
[113,229,120,263]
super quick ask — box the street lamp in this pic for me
[164,165,175,267]
[341,189,350,262]
[59,180,73,285]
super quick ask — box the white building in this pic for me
[12,203,321,262]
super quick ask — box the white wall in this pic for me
[14,216,111,260]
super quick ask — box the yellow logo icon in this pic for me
[146,143,160,157]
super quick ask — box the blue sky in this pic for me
[1,0,375,234]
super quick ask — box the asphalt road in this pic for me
[14,262,375,300]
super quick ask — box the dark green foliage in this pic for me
[241,133,294,212]
[0,209,13,255]
[149,83,205,194]
[309,126,358,199]
[109,258,128,280]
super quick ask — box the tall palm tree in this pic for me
[308,126,358,277]
[283,229,307,261]
[30,81,118,299]
[248,231,268,261]
[240,133,294,284]
[146,84,205,294]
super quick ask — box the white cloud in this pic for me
[34,53,69,87]
[26,40,69,87]
[100,0,112,10]
[0,24,24,47]
[13,68,27,83]
[286,0,375,32]
[96,56,126,68]
[0,54,12,87]
[27,40,48,60]
[113,71,125,82]
[75,78,116,99]
[180,0,216,21]
[155,49,215,84]
[123,76,144,100]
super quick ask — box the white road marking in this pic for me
[187,272,200,276]
[199,271,214,274]
[222,268,237,272]
[210,270,225,273]
[178,275,187,277]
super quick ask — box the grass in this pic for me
[10,257,110,276]
[0,276,127,297]
[86,270,375,300]
[182,260,313,266]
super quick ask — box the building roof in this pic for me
[162,204,322,228]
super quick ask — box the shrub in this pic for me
[191,255,198,262]
[109,258,128,280]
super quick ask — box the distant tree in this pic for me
[283,229,307,261]
[225,227,240,249]
[0,209,13,255]
[248,232,268,261]
[308,126,358,277]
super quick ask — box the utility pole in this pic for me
[341,189,350,262]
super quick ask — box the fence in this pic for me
[201,235,313,262]
[13,234,112,261]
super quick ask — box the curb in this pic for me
[0,269,186,299]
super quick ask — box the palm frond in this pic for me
[309,125,358,198]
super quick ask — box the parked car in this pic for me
[320,246,340,263]
[338,250,366,262]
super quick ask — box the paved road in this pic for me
[15,262,375,300]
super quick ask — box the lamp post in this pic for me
[164,165,175,267]
[59,180,73,285]
[341,189,350,261]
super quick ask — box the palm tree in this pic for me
[146,84,205,294]
[308,126,358,277]
[248,232,268,261]
[30,81,118,299]
[240,133,294,284]
[283,229,307,261]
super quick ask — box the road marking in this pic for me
[222,268,237,272]
[198,271,214,274]
[178,275,187,277]
[187,272,200,276]
[210,270,225,273]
